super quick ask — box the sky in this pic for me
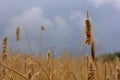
[0,0,120,55]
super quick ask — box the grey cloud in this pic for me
[0,0,120,55]
[2,6,83,55]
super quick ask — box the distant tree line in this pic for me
[97,52,120,62]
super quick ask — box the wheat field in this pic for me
[0,47,120,80]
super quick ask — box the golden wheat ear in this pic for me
[2,36,8,60]
[87,58,98,80]
[16,26,20,42]
[85,11,93,45]
[115,66,120,80]
[9,75,14,80]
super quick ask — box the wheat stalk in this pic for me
[25,57,35,76]
[22,25,32,54]
[46,50,54,80]
[13,54,49,80]
[31,71,41,80]
[0,63,29,80]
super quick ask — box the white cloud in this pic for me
[7,7,53,34]
[113,0,120,8]
[70,11,85,28]
[54,16,74,39]
[89,0,120,8]
[90,0,110,7]
[13,7,43,25]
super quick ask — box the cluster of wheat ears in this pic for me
[0,12,120,80]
